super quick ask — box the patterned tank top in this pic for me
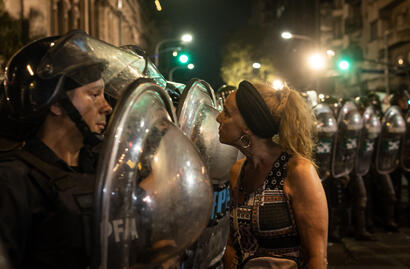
[231,151,302,264]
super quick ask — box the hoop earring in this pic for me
[239,135,251,149]
[272,134,280,144]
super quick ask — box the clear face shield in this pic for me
[36,30,167,100]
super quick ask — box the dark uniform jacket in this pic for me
[0,139,96,269]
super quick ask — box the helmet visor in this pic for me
[37,30,166,98]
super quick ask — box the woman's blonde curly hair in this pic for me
[251,81,316,162]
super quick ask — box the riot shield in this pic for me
[313,104,338,179]
[177,79,237,268]
[165,81,186,108]
[95,79,213,269]
[331,101,363,178]
[355,106,381,176]
[400,113,410,171]
[177,79,217,130]
[375,106,406,174]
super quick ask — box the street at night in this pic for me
[1,1,410,269]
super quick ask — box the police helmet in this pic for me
[390,86,409,113]
[322,95,340,116]
[3,33,106,145]
[367,91,382,114]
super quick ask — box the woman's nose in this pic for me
[216,112,222,123]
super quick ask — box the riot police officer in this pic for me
[0,33,112,269]
[323,98,362,242]
[347,96,381,240]
[389,87,409,225]
[368,92,406,232]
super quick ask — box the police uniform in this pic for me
[0,138,96,269]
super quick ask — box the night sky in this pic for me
[157,0,252,89]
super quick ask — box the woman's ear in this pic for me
[49,103,63,116]
[242,128,252,137]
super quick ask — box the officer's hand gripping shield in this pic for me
[354,106,381,176]
[400,113,410,172]
[331,101,363,178]
[177,79,238,268]
[375,106,406,174]
[313,104,338,179]
[94,79,213,269]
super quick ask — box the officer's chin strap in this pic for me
[58,92,103,147]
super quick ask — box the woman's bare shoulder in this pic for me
[287,155,315,172]
[286,155,320,186]
[285,155,323,200]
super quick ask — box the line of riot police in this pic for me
[0,31,238,269]
[310,89,409,242]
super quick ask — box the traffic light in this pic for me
[334,44,362,73]
[178,53,189,64]
[337,59,351,71]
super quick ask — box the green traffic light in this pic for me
[338,59,350,70]
[178,54,189,64]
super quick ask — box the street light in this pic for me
[154,33,193,66]
[181,34,193,42]
[273,79,284,90]
[169,64,195,81]
[252,62,261,69]
[308,53,326,71]
[281,31,293,39]
[326,49,335,56]
[280,31,316,43]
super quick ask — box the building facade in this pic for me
[321,0,410,96]
[0,0,160,67]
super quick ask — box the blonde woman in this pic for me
[217,80,328,269]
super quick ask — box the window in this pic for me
[333,17,342,39]
[396,10,409,30]
[370,21,378,41]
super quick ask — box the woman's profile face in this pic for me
[216,92,244,146]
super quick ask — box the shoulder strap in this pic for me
[16,150,69,180]
[14,150,72,202]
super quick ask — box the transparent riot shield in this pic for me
[400,113,410,172]
[375,106,406,174]
[165,81,186,108]
[177,79,237,268]
[177,79,217,131]
[95,79,213,269]
[331,101,363,178]
[355,106,381,176]
[313,104,338,179]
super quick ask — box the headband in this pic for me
[235,80,280,138]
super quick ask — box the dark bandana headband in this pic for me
[235,80,280,138]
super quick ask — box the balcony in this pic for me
[387,28,410,48]
[344,0,361,5]
[379,0,406,19]
[345,17,363,34]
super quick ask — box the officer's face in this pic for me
[216,92,246,146]
[398,96,409,112]
[68,79,112,133]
